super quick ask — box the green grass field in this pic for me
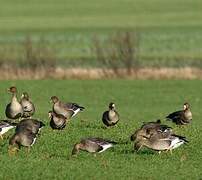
[0,0,202,67]
[0,80,201,179]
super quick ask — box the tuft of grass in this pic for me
[0,80,201,179]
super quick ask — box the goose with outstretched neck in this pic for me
[5,86,23,120]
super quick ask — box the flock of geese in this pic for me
[0,86,192,155]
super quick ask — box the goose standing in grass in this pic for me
[50,96,85,120]
[166,102,192,125]
[134,132,188,154]
[130,119,172,141]
[0,120,17,140]
[5,86,23,120]
[72,137,117,155]
[102,102,119,127]
[8,129,37,155]
[20,92,35,118]
[15,119,45,135]
[48,111,67,130]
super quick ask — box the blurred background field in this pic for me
[0,0,202,70]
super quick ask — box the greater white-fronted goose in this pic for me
[20,92,35,118]
[102,102,119,127]
[130,119,172,141]
[166,102,192,125]
[48,111,67,130]
[134,133,188,154]
[8,129,37,155]
[72,137,117,155]
[0,120,17,139]
[5,86,23,120]
[50,96,85,119]
[15,119,45,135]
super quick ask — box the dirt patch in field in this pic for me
[0,67,202,80]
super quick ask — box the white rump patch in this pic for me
[170,138,184,149]
[98,144,113,153]
[0,126,14,135]
[72,109,81,117]
[31,138,36,146]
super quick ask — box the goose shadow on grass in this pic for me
[116,149,155,155]
[79,124,106,130]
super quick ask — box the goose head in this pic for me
[183,102,190,110]
[133,128,151,142]
[134,134,149,150]
[50,96,59,104]
[72,143,82,155]
[109,102,115,110]
[8,134,20,155]
[48,111,54,118]
[8,86,17,94]
[21,92,29,100]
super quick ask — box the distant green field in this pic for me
[0,0,202,67]
[0,80,201,179]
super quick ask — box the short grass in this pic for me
[0,0,202,67]
[0,80,201,179]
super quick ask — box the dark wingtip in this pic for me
[173,134,189,143]
[0,120,17,126]
[11,122,18,126]
[181,137,189,143]
[130,135,135,141]
[40,122,45,127]
[156,119,161,123]
[80,106,85,111]
[109,140,118,145]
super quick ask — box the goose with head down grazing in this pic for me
[8,129,37,155]
[8,119,44,155]
[5,86,23,120]
[134,132,188,154]
[20,92,35,118]
[102,102,119,127]
[130,119,172,142]
[72,137,117,155]
[166,102,192,125]
[50,96,85,120]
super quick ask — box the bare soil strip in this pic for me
[0,67,202,80]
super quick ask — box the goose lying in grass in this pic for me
[166,102,192,125]
[72,137,117,155]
